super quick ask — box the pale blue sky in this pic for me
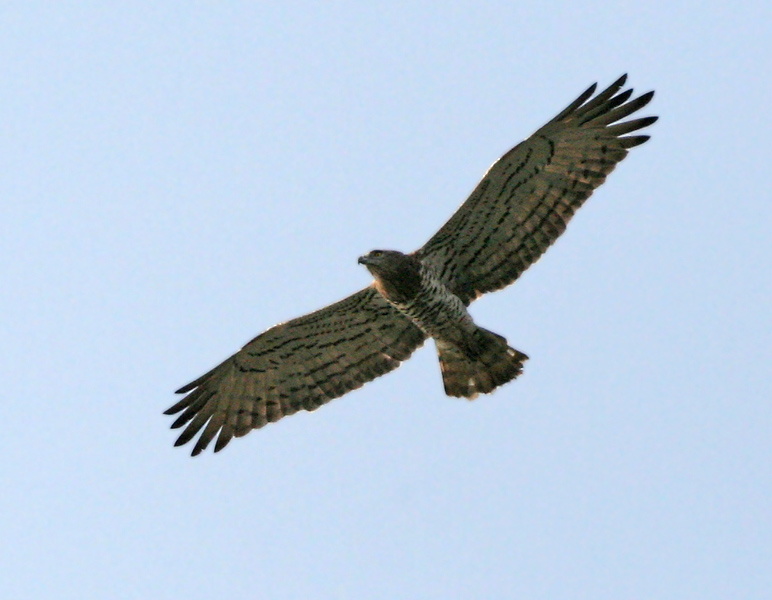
[1,2,770,599]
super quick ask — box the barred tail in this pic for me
[437,328,528,398]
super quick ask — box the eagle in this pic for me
[166,75,657,455]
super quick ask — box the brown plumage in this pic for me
[166,75,657,455]
[358,250,527,398]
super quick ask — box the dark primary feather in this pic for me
[415,74,657,304]
[166,287,425,455]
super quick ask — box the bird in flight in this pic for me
[166,75,657,456]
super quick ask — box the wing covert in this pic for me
[165,287,426,455]
[415,75,657,304]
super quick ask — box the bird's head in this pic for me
[358,250,422,303]
[358,249,405,275]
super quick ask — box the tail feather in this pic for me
[437,328,528,398]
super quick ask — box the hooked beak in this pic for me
[358,255,371,266]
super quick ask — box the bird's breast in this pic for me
[387,267,473,341]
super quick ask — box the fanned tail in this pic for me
[437,328,528,399]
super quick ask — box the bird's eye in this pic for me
[372,250,383,258]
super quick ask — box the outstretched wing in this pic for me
[166,287,425,455]
[415,74,657,304]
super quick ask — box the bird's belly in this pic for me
[391,282,473,343]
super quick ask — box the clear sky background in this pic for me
[1,2,770,599]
